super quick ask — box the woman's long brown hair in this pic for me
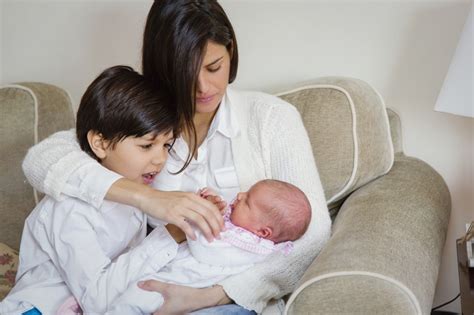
[142,0,239,173]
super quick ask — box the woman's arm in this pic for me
[137,281,231,315]
[22,129,223,240]
[218,102,332,312]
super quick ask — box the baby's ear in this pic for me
[256,227,273,239]
[87,130,109,160]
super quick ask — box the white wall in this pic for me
[0,0,3,84]
[2,0,473,312]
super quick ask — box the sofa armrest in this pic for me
[286,155,451,315]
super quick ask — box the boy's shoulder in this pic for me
[28,196,99,226]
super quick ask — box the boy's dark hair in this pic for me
[76,65,179,160]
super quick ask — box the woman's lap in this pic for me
[189,304,256,315]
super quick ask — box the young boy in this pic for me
[0,66,181,315]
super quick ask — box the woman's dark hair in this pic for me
[76,65,179,160]
[142,0,238,170]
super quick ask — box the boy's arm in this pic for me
[22,129,224,241]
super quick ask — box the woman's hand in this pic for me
[107,179,224,242]
[137,280,231,315]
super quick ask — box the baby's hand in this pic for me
[198,187,227,212]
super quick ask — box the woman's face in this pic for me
[195,41,231,114]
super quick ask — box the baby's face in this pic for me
[229,185,268,234]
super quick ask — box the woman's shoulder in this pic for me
[228,87,292,110]
[227,87,299,121]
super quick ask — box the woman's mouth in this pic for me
[196,95,215,104]
[142,172,158,185]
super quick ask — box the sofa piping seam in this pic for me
[283,270,422,315]
[0,84,40,204]
[372,86,395,173]
[276,84,359,204]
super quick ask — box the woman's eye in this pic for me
[139,144,153,150]
[208,66,221,73]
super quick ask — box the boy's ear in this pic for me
[87,130,109,160]
[256,226,273,239]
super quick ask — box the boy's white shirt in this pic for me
[0,198,178,315]
[21,87,332,313]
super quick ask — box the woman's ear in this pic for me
[87,130,108,160]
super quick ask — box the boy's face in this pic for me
[100,131,174,185]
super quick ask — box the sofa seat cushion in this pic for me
[277,77,394,208]
[0,242,19,300]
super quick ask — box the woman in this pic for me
[22,0,331,313]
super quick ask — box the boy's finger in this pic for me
[190,195,224,229]
[174,219,196,241]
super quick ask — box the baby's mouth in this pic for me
[142,171,158,185]
[229,199,237,212]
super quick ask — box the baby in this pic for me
[189,179,312,266]
[106,179,312,314]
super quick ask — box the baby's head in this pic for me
[230,179,311,243]
[76,65,179,185]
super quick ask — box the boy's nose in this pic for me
[152,151,166,166]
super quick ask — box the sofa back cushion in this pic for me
[277,77,394,209]
[0,83,75,249]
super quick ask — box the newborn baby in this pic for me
[188,179,312,267]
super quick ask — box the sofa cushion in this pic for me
[277,77,394,208]
[0,242,19,300]
[0,83,75,250]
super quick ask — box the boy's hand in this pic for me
[107,179,223,242]
[198,187,227,212]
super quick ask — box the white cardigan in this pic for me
[22,87,331,313]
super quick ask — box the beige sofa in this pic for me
[0,78,450,314]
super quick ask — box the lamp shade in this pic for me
[434,1,473,118]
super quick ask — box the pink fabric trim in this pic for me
[221,205,293,255]
[56,296,82,315]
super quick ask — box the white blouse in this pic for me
[148,94,240,227]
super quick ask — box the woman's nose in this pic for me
[197,71,210,94]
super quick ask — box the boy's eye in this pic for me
[164,139,176,152]
[208,66,221,73]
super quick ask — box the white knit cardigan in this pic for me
[22,87,331,313]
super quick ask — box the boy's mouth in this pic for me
[142,171,158,185]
